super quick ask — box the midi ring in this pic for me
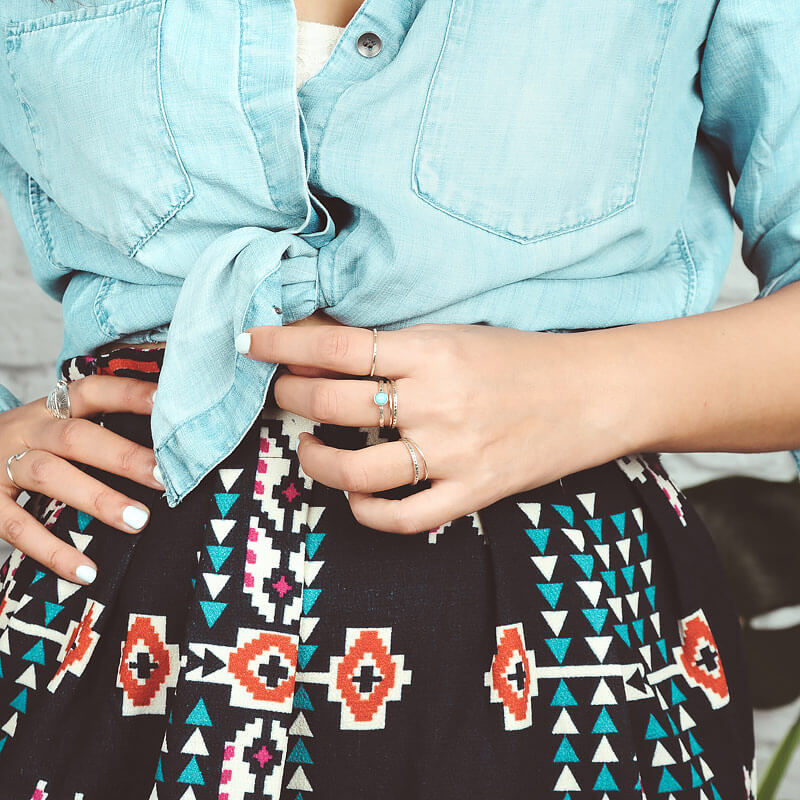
[6,449,32,491]
[368,328,378,377]
[46,378,72,420]
[400,437,429,485]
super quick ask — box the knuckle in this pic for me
[309,384,338,422]
[392,506,422,535]
[1,516,25,546]
[45,544,63,574]
[318,329,350,362]
[340,460,370,494]
[89,487,114,517]
[118,443,140,474]
[28,455,52,486]
[57,419,83,452]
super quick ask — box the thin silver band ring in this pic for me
[6,449,32,491]
[368,328,378,377]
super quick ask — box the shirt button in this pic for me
[356,32,382,58]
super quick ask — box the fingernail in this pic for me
[75,564,97,584]
[122,505,150,530]
[152,464,164,487]
[150,389,158,406]
[234,332,251,355]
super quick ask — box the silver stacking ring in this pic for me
[46,378,72,420]
[368,328,378,377]
[400,437,429,485]
[389,379,398,429]
[6,449,31,491]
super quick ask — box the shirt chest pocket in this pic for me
[6,0,192,258]
[412,0,678,244]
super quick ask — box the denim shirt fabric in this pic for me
[1,0,799,505]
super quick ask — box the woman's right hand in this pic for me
[0,375,165,585]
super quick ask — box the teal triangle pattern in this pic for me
[288,739,313,764]
[592,706,618,734]
[207,546,233,572]
[620,565,636,591]
[711,784,722,800]
[571,554,594,579]
[10,688,27,713]
[582,608,608,634]
[632,619,645,643]
[610,512,626,536]
[214,493,239,518]
[666,713,679,736]
[44,602,64,626]
[670,679,687,706]
[658,767,682,793]
[156,757,164,782]
[537,583,563,609]
[298,645,317,669]
[554,736,579,763]
[0,736,5,754]
[303,589,322,615]
[687,730,703,756]
[585,518,603,542]
[644,585,656,610]
[305,533,326,559]
[0,656,3,679]
[690,765,702,788]
[526,528,551,555]
[638,532,648,557]
[613,623,631,648]
[199,601,226,628]
[551,680,577,707]
[31,570,45,585]
[600,570,616,594]
[23,640,45,665]
[656,638,668,664]
[77,511,92,532]
[552,504,574,526]
[293,686,314,710]
[186,698,212,726]
[645,713,667,739]
[594,764,619,791]
[178,755,205,785]
[545,638,571,664]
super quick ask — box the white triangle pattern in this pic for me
[542,610,569,636]
[517,502,541,527]
[578,581,602,607]
[218,468,243,491]
[552,708,578,735]
[562,528,585,551]
[182,728,209,756]
[531,555,558,581]
[576,492,596,515]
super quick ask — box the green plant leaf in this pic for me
[758,705,800,800]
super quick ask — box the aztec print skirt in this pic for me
[0,347,755,800]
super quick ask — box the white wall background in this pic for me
[1,193,799,790]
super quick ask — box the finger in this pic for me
[238,325,413,378]
[297,434,425,493]
[274,374,416,428]
[347,481,469,534]
[32,417,163,491]
[0,494,98,585]
[47,374,157,420]
[9,450,151,535]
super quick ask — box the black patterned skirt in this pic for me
[0,348,755,799]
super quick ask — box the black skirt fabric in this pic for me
[0,348,756,799]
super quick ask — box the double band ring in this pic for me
[6,449,32,491]
[400,438,429,485]
[46,378,72,420]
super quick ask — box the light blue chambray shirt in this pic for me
[1,0,799,506]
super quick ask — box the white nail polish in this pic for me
[75,564,97,584]
[234,332,251,355]
[123,505,150,530]
[153,464,164,487]
[150,389,158,406]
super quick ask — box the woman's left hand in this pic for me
[237,321,637,533]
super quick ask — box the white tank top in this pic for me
[296,19,346,90]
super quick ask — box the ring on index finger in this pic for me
[6,449,32,490]
[46,378,72,420]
